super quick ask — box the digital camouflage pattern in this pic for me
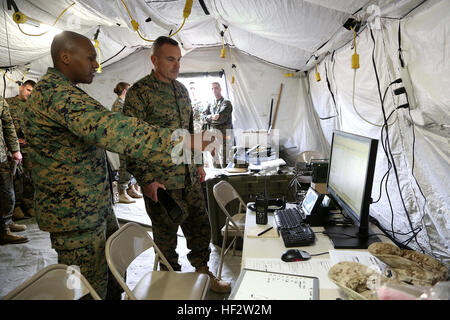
[123,70,199,189]
[123,70,211,271]
[23,68,176,234]
[111,97,133,189]
[202,97,233,134]
[0,98,20,163]
[143,177,211,270]
[5,95,34,211]
[192,101,204,133]
[5,96,26,141]
[368,242,448,286]
[328,261,401,300]
[23,67,177,298]
[202,97,233,166]
[1,98,19,232]
[111,97,124,113]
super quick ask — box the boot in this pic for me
[0,230,29,245]
[9,222,27,232]
[25,207,35,217]
[134,184,142,195]
[118,189,136,204]
[13,206,25,220]
[127,185,143,199]
[196,266,231,294]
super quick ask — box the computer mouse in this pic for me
[281,249,311,262]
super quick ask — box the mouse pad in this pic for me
[246,225,279,238]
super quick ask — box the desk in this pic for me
[241,203,393,300]
[204,167,296,247]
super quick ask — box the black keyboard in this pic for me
[274,207,315,247]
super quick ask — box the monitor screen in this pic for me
[327,132,372,221]
[325,130,380,249]
[301,187,320,216]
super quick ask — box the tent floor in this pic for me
[0,198,241,300]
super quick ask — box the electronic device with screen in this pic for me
[324,130,381,249]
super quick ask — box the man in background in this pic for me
[0,98,27,245]
[6,80,36,219]
[202,82,233,167]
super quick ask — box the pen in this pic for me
[257,226,273,237]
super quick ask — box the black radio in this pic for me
[254,196,285,225]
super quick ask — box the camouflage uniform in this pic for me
[111,97,134,191]
[23,68,177,299]
[0,98,20,234]
[192,101,204,134]
[5,96,34,213]
[202,97,233,167]
[123,70,211,271]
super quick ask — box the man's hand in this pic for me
[142,181,166,202]
[212,114,220,121]
[197,166,206,183]
[11,151,22,165]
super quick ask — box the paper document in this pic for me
[329,250,387,273]
[230,269,318,300]
[244,257,337,289]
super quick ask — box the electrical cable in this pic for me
[120,0,191,42]
[101,46,127,66]
[2,72,6,99]
[309,252,329,257]
[319,59,338,120]
[1,69,16,83]
[369,26,426,253]
[3,0,12,67]
[14,2,75,37]
[352,68,398,127]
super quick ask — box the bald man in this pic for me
[23,31,209,299]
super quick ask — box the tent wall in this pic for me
[80,46,327,164]
[308,1,450,266]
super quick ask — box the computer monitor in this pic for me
[324,130,381,249]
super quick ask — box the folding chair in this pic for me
[3,264,101,300]
[105,222,210,300]
[213,180,246,280]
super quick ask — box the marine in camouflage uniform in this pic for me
[123,69,212,271]
[5,94,35,216]
[0,98,28,244]
[23,67,179,299]
[202,88,233,167]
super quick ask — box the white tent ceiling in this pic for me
[0,0,437,73]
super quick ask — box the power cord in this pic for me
[13,2,75,36]
[309,252,329,257]
[120,0,192,42]
[369,26,426,253]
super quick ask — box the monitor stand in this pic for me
[324,225,381,249]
